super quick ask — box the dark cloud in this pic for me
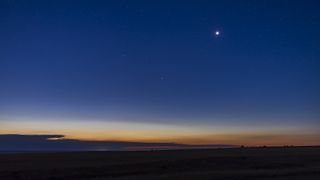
[0,134,236,152]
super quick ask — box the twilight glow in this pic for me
[1,0,320,149]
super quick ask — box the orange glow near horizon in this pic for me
[1,117,319,146]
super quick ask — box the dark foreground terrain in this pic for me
[0,147,320,180]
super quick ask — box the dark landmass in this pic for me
[0,134,236,151]
[0,146,320,180]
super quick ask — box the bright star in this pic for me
[215,31,220,36]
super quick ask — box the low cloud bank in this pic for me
[0,134,237,152]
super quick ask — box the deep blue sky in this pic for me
[0,0,319,145]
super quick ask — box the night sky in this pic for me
[1,0,320,147]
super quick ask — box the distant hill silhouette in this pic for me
[0,134,237,152]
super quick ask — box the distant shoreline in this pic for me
[1,145,319,154]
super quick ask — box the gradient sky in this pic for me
[1,0,320,146]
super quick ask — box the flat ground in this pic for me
[0,147,320,180]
